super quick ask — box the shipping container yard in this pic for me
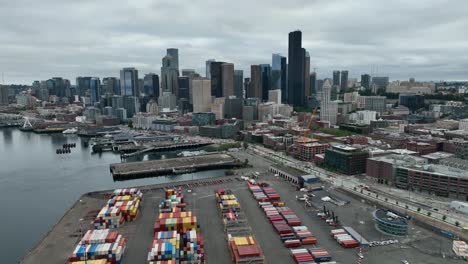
[21,150,467,264]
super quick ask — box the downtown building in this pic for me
[161,49,179,97]
[288,30,306,107]
[324,145,369,175]
[120,68,139,96]
[320,79,338,126]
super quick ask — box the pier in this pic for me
[120,142,212,157]
[110,153,241,180]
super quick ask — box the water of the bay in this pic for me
[0,128,225,263]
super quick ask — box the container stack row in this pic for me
[215,189,265,264]
[330,229,359,248]
[149,188,205,264]
[94,188,142,229]
[68,229,126,264]
[248,183,334,264]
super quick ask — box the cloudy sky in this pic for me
[1,0,468,84]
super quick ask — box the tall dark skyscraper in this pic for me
[332,71,340,87]
[103,77,120,95]
[249,65,262,99]
[361,74,371,90]
[310,72,317,96]
[280,56,287,103]
[340,70,348,91]
[76,76,92,96]
[177,76,190,100]
[234,70,243,99]
[210,61,224,97]
[288,30,305,106]
[143,73,160,98]
[260,64,271,101]
[89,77,101,104]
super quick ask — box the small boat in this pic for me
[63,128,78,134]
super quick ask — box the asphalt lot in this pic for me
[21,149,468,264]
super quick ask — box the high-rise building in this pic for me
[304,51,310,98]
[281,56,287,103]
[192,79,212,112]
[372,76,389,93]
[361,74,371,90]
[364,96,386,113]
[111,95,124,110]
[244,78,251,98]
[310,72,317,96]
[123,96,140,118]
[260,64,271,101]
[268,89,281,104]
[271,54,282,91]
[177,76,190,100]
[205,59,215,79]
[51,77,67,97]
[210,61,224,97]
[0,86,9,105]
[249,65,262,99]
[161,50,179,96]
[320,79,338,126]
[143,73,160,98]
[120,68,139,96]
[90,77,101,104]
[225,97,243,119]
[158,92,177,110]
[234,70,243,99]
[103,77,120,95]
[76,77,92,96]
[166,48,179,70]
[288,30,305,106]
[332,71,341,87]
[340,70,348,91]
[221,63,234,97]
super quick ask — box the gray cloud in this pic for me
[1,0,467,84]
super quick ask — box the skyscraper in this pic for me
[143,73,160,98]
[249,65,262,99]
[76,77,92,96]
[304,51,310,98]
[234,70,243,99]
[205,59,215,79]
[103,77,120,95]
[120,68,139,96]
[320,79,338,126]
[90,77,101,104]
[210,61,224,97]
[288,30,305,106]
[340,70,348,92]
[192,79,212,112]
[244,78,251,98]
[271,54,282,90]
[332,71,340,87]
[310,72,317,96]
[260,64,271,101]
[361,74,371,90]
[161,50,179,96]
[221,63,234,97]
[166,48,179,70]
[177,76,190,100]
[281,56,287,103]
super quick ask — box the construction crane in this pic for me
[303,108,318,139]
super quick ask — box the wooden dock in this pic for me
[110,153,241,180]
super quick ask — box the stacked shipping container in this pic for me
[94,188,142,229]
[149,188,205,263]
[215,189,265,264]
[248,183,333,264]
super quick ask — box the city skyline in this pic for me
[2,0,468,84]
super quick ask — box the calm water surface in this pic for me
[0,128,225,263]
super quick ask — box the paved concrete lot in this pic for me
[22,149,467,264]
